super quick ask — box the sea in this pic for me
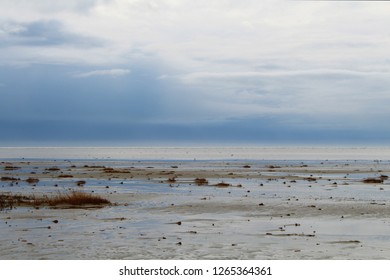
[1,146,390,161]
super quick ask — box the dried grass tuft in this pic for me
[214,182,230,188]
[25,178,39,184]
[1,176,20,181]
[4,166,21,171]
[194,178,208,186]
[167,177,176,183]
[47,191,110,206]
[0,191,110,210]
[58,174,74,178]
[362,178,383,184]
[0,193,36,210]
[45,167,60,171]
[76,180,86,186]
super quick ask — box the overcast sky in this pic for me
[1,0,390,146]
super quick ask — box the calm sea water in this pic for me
[1,146,390,160]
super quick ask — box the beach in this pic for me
[1,147,390,259]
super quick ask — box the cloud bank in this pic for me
[1,0,390,145]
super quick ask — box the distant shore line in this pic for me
[2,146,390,161]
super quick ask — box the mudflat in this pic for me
[1,158,390,259]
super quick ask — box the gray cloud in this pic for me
[0,20,103,48]
[73,68,131,78]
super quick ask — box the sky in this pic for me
[1,0,390,146]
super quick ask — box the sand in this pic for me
[1,158,390,259]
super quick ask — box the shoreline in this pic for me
[2,146,390,161]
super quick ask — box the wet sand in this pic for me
[1,159,390,259]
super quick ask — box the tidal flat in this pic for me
[1,151,390,259]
